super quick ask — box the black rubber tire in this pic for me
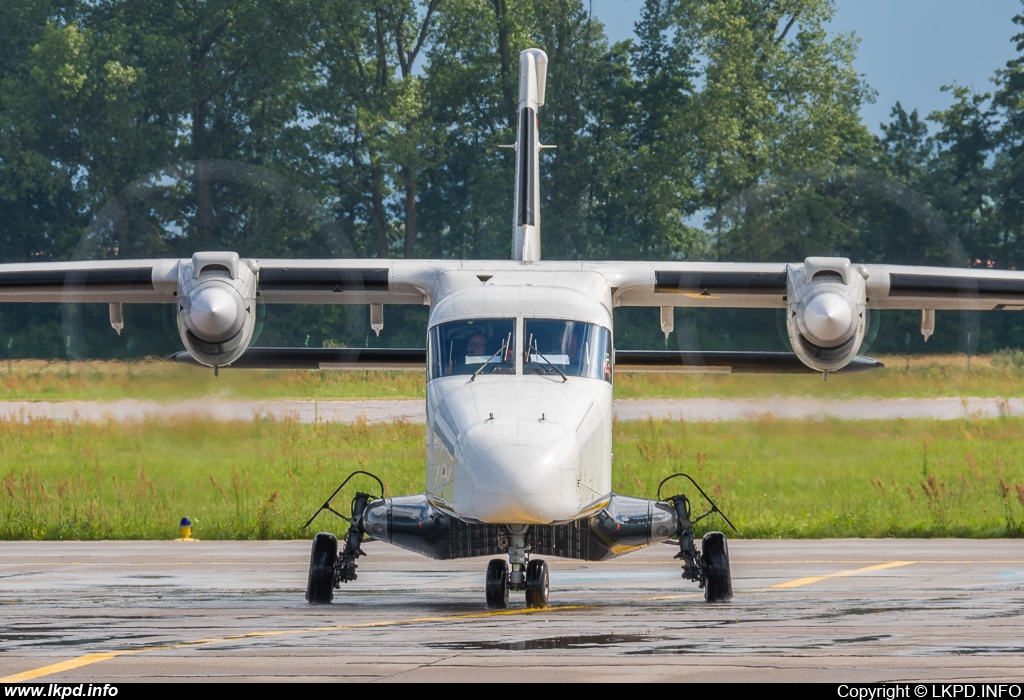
[485,558,509,609]
[525,559,550,609]
[305,532,338,604]
[701,531,733,603]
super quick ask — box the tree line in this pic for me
[2,0,1024,357]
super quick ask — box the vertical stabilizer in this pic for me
[512,49,547,262]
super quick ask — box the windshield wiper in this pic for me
[470,334,510,381]
[529,339,568,382]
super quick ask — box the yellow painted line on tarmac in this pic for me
[2,654,124,682]
[642,593,704,601]
[1,604,590,682]
[769,560,916,589]
[735,560,1024,565]
[604,559,1024,566]
[0,562,297,567]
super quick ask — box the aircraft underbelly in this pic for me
[425,376,611,524]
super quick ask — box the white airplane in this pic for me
[2,49,1023,609]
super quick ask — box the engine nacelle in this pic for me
[177,252,259,368]
[786,257,868,372]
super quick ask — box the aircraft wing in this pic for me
[587,256,1024,373]
[7,256,1022,310]
[0,254,456,368]
[0,259,180,303]
[3,253,1022,373]
[589,260,1024,311]
[0,257,442,305]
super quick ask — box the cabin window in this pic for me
[523,320,612,382]
[428,318,516,379]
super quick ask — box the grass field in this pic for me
[3,353,1024,401]
[2,416,1023,540]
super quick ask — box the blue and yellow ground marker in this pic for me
[175,516,198,541]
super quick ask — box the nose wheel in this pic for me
[485,558,510,608]
[525,559,549,608]
[485,557,549,609]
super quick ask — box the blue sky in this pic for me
[590,0,1023,133]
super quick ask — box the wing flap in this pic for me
[654,270,787,297]
[257,267,390,292]
[0,260,177,302]
[615,350,883,374]
[251,259,434,304]
[170,347,426,370]
[876,269,1024,308]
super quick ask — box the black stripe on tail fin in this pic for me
[517,107,536,228]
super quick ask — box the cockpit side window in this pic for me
[428,318,516,379]
[523,319,611,382]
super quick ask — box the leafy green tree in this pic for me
[991,8,1024,269]
[589,0,705,260]
[689,0,873,262]
[302,0,442,259]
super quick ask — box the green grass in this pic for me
[3,416,1023,540]
[0,359,424,401]
[4,354,1024,400]
[614,352,1024,399]
[614,417,1024,538]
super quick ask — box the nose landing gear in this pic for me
[525,559,550,608]
[485,525,550,609]
[484,556,550,609]
[485,558,510,608]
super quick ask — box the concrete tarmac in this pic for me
[1,540,1023,682]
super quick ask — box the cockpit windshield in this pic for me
[428,318,611,382]
[523,319,611,382]
[429,318,516,379]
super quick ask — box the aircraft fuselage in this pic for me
[424,270,614,526]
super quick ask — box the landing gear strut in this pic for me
[304,492,372,603]
[485,525,549,609]
[303,471,384,604]
[661,473,738,603]
[335,491,371,583]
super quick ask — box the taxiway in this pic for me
[1,396,1022,424]
[1,540,1022,682]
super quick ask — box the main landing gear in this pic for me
[486,524,549,609]
[304,489,370,604]
[661,473,738,603]
[303,472,382,604]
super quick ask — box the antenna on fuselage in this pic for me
[512,48,548,262]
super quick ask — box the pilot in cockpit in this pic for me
[458,331,492,372]
[565,328,581,368]
[466,332,488,359]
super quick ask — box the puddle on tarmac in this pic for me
[0,633,153,648]
[833,635,890,644]
[810,607,906,619]
[973,607,1024,619]
[429,633,671,651]
[121,575,174,580]
[934,646,1024,655]
[618,635,894,655]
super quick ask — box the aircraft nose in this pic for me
[455,423,580,524]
